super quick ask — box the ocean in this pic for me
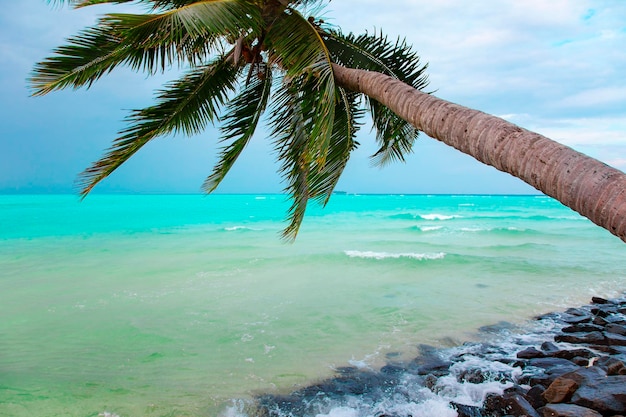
[1,194,625,417]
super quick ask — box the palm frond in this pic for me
[265,8,336,165]
[108,1,261,45]
[65,0,137,7]
[324,30,429,88]
[30,24,130,96]
[368,101,419,166]
[48,0,221,10]
[269,75,362,240]
[31,0,261,95]
[324,30,429,166]
[310,87,362,205]
[269,78,313,241]
[203,63,273,193]
[78,55,241,195]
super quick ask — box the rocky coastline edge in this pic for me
[249,295,626,417]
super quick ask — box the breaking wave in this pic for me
[344,250,446,261]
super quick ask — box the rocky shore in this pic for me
[251,296,626,417]
[455,295,626,417]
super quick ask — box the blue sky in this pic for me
[1,0,625,195]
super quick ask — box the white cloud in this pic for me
[558,87,626,109]
[3,0,625,192]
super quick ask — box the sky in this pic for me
[1,0,625,195]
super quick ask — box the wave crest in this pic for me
[344,250,446,261]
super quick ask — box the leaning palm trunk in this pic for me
[332,63,626,243]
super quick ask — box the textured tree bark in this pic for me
[332,63,626,243]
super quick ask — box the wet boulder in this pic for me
[570,375,626,415]
[542,376,579,403]
[539,403,602,417]
[554,331,605,345]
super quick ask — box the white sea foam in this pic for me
[420,226,443,232]
[315,406,359,417]
[224,226,260,231]
[460,227,484,232]
[344,250,446,260]
[419,214,460,221]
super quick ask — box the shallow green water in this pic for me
[1,194,625,416]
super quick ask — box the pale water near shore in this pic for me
[1,194,625,416]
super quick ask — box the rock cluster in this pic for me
[252,296,626,417]
[453,296,626,417]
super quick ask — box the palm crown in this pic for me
[32,0,429,239]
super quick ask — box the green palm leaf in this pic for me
[35,1,434,240]
[49,0,228,10]
[31,0,261,95]
[78,55,241,195]
[203,63,273,193]
[270,81,362,240]
[324,30,429,166]
[270,77,313,240]
[310,88,362,204]
[265,8,336,163]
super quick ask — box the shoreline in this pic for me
[241,295,626,417]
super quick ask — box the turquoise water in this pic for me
[1,194,625,416]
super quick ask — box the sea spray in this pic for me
[226,308,588,417]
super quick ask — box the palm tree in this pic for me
[332,64,626,243]
[31,0,626,242]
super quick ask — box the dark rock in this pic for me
[594,356,626,375]
[562,313,593,324]
[539,403,602,417]
[542,375,579,403]
[572,356,593,366]
[518,346,547,359]
[571,374,626,414]
[588,344,624,355]
[536,312,563,321]
[451,402,485,417]
[606,324,626,336]
[412,345,452,376]
[591,306,615,318]
[528,357,581,376]
[558,366,607,385]
[541,341,560,354]
[380,364,405,376]
[423,374,438,391]
[483,393,506,414]
[593,316,609,326]
[478,321,515,333]
[606,315,626,325]
[527,375,556,388]
[526,357,582,388]
[555,331,606,345]
[566,307,591,316]
[592,296,611,304]
[553,348,595,360]
[458,368,487,384]
[526,385,547,409]
[414,361,451,376]
[484,392,541,417]
[504,385,528,396]
[500,393,541,417]
[562,323,605,333]
[605,332,626,346]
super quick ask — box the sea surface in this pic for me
[1,194,625,417]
